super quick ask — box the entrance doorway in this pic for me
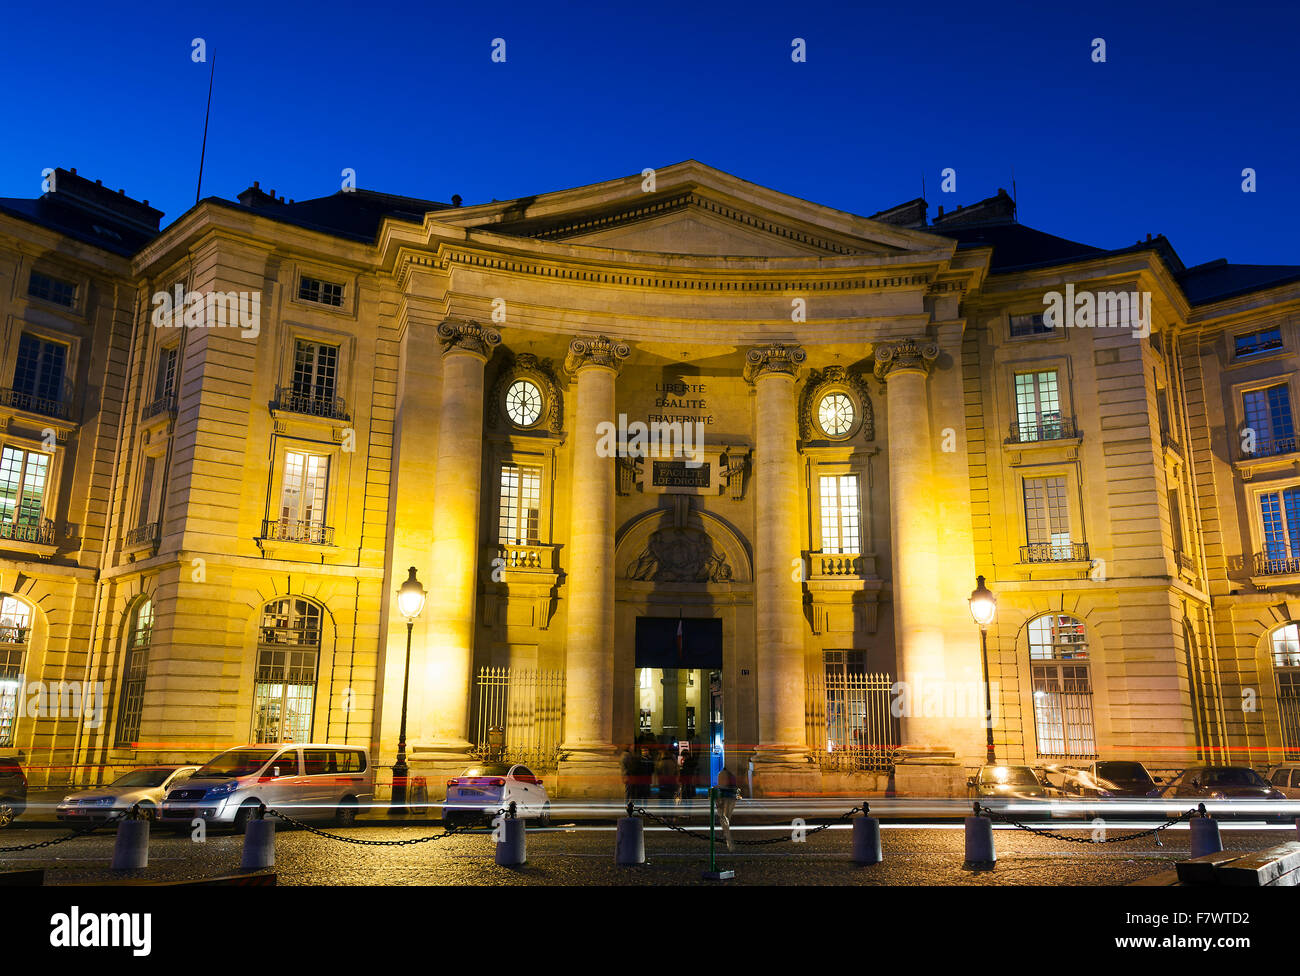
[634,617,723,795]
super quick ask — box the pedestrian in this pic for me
[655,746,679,806]
[716,764,740,851]
[637,743,655,801]
[619,745,638,804]
[679,747,698,800]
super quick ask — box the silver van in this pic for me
[160,743,373,832]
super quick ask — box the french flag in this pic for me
[675,617,684,662]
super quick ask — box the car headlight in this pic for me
[205,781,240,797]
[60,795,75,803]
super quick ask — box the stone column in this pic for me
[558,335,629,796]
[875,338,963,792]
[744,343,818,794]
[419,319,500,760]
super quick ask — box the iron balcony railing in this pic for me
[1007,415,1079,444]
[1255,550,1300,576]
[143,393,176,420]
[1240,434,1299,460]
[125,522,159,547]
[1175,548,1195,573]
[0,386,70,421]
[0,518,56,546]
[261,518,334,546]
[271,385,349,422]
[805,670,900,773]
[1020,541,1090,563]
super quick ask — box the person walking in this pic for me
[619,745,638,804]
[655,747,679,807]
[716,764,740,851]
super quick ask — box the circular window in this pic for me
[817,392,855,437]
[505,379,543,427]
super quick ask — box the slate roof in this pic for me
[0,194,156,257]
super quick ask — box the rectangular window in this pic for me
[297,276,343,307]
[154,346,178,401]
[1010,312,1053,338]
[137,455,157,529]
[1031,664,1097,758]
[498,463,542,545]
[252,648,317,743]
[12,334,66,409]
[1014,371,1062,440]
[0,447,49,529]
[1259,486,1300,564]
[1235,327,1284,359]
[280,452,329,528]
[1242,384,1296,456]
[27,270,75,307]
[819,474,861,554]
[1024,476,1070,555]
[1169,488,1186,555]
[292,340,339,400]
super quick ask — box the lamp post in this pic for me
[968,574,997,765]
[389,566,426,816]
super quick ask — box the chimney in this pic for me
[236,181,283,208]
[451,194,463,207]
[47,168,162,232]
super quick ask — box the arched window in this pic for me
[252,598,322,743]
[1027,613,1096,758]
[1269,623,1300,758]
[0,596,32,748]
[114,599,153,746]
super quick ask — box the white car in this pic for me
[57,766,200,822]
[1266,763,1300,798]
[443,762,551,827]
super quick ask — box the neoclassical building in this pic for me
[1,161,1297,796]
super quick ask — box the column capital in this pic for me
[564,335,630,375]
[872,337,939,382]
[437,318,501,358]
[743,342,806,384]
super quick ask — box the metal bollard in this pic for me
[963,802,996,870]
[495,802,526,867]
[111,806,150,870]
[616,801,645,866]
[1189,804,1222,859]
[852,802,883,865]
[241,805,276,870]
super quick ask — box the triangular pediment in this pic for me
[432,161,954,260]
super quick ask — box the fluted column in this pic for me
[745,343,813,777]
[559,335,629,793]
[422,319,500,758]
[874,337,948,751]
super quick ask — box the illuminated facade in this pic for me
[1,162,1298,795]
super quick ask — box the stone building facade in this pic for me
[0,161,1297,796]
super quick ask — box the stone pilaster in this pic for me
[744,343,819,794]
[875,337,964,794]
[558,335,629,796]
[417,318,500,761]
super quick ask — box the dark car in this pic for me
[969,764,1048,801]
[0,757,27,827]
[1064,760,1163,798]
[1168,765,1288,819]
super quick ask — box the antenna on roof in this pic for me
[195,56,216,206]
[1011,167,1018,221]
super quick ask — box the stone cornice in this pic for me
[872,337,939,381]
[564,335,631,374]
[437,317,501,358]
[744,342,807,383]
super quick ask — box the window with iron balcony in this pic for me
[272,339,349,421]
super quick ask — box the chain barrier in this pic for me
[634,803,862,846]
[975,801,1200,844]
[0,810,128,853]
[263,805,477,846]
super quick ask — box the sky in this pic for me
[1,0,1297,267]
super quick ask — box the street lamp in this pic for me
[389,566,426,816]
[968,574,997,764]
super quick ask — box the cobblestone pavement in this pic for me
[2,818,1294,886]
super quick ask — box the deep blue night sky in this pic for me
[2,0,1296,265]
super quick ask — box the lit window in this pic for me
[253,598,321,743]
[498,463,541,545]
[505,380,543,427]
[819,474,860,554]
[115,600,153,746]
[1028,614,1089,660]
[293,340,339,401]
[1023,476,1071,557]
[1271,623,1300,669]
[27,271,75,308]
[817,393,855,437]
[1014,371,1062,441]
[0,447,50,531]
[298,276,343,307]
[279,452,330,531]
[1028,614,1095,758]
[0,597,33,748]
[155,346,178,401]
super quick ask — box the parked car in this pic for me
[1266,763,1300,799]
[0,757,26,827]
[1166,765,1288,819]
[56,766,199,822]
[444,762,551,827]
[160,744,373,833]
[968,764,1048,801]
[1057,760,1163,798]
